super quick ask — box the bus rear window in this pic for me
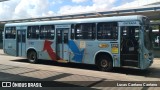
[5,27,16,39]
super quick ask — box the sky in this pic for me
[0,0,160,20]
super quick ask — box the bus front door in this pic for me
[56,28,69,62]
[17,30,26,56]
[120,26,139,67]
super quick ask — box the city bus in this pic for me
[3,15,153,71]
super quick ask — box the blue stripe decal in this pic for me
[68,40,84,62]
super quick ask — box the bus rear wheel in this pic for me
[97,55,113,72]
[27,51,37,64]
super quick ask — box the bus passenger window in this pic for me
[27,26,39,39]
[5,27,16,39]
[97,22,118,40]
[40,25,55,40]
[75,23,96,40]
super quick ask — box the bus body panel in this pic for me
[4,39,17,56]
[26,40,52,60]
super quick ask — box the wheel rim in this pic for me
[100,59,108,68]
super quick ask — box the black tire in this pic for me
[27,51,38,64]
[97,55,113,71]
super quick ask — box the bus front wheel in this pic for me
[27,51,37,64]
[97,55,113,71]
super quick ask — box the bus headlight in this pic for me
[144,53,148,59]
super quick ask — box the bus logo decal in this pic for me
[43,40,61,61]
[68,40,84,62]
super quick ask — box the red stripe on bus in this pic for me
[43,40,61,61]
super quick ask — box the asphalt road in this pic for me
[0,49,160,90]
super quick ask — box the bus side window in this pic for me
[27,26,39,39]
[75,23,96,40]
[97,22,118,40]
[75,24,82,39]
[5,27,16,39]
[40,25,55,40]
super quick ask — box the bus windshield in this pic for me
[144,26,152,50]
[143,17,152,50]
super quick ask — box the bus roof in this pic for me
[5,15,146,27]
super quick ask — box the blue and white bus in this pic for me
[3,15,153,71]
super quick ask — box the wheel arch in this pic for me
[26,47,38,58]
[94,50,113,65]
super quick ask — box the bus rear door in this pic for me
[55,25,70,62]
[17,28,26,57]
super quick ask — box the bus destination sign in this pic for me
[119,21,140,26]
